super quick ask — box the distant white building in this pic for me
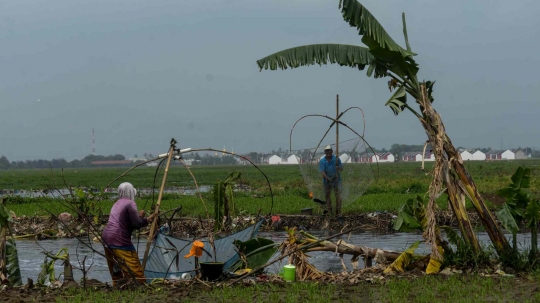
[267,155,282,165]
[423,152,436,162]
[460,150,473,161]
[339,153,352,163]
[486,150,504,160]
[501,150,515,160]
[358,152,394,163]
[375,152,395,163]
[284,155,300,164]
[402,152,422,162]
[484,149,527,161]
[129,157,148,162]
[472,150,486,161]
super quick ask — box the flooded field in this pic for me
[16,230,534,283]
[0,185,213,199]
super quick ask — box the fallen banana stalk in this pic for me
[298,231,402,268]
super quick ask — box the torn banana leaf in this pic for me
[425,245,444,275]
[384,241,420,273]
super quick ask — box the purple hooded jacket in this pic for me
[102,198,148,249]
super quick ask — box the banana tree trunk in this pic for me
[444,138,510,253]
[0,224,7,281]
[415,83,510,255]
[442,162,480,252]
[530,223,538,261]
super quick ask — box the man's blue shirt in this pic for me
[319,155,342,184]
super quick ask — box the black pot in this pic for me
[200,262,224,281]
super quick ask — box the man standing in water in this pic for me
[319,145,343,215]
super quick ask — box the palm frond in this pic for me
[257,44,388,78]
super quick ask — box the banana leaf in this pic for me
[37,248,69,285]
[511,167,530,189]
[339,0,418,79]
[230,238,278,272]
[496,204,519,235]
[384,241,420,273]
[5,238,22,286]
[257,44,388,78]
[38,258,56,285]
[525,199,540,229]
[425,245,444,275]
[385,85,407,116]
[338,0,414,58]
[0,203,12,226]
[0,203,21,286]
[224,171,241,184]
[213,181,225,231]
[441,226,464,248]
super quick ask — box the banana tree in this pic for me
[214,171,242,231]
[496,167,540,260]
[257,0,510,256]
[0,200,22,286]
[496,167,530,251]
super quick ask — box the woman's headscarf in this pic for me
[117,182,137,201]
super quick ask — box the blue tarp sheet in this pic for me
[144,220,263,279]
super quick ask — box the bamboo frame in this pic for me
[142,139,176,270]
[335,94,342,215]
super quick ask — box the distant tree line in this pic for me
[0,154,126,170]
[0,145,538,170]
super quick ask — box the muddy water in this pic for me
[16,230,534,283]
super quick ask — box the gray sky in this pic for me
[1,0,539,161]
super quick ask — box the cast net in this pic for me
[292,138,376,209]
[290,112,377,211]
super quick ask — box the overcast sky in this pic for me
[1,0,539,161]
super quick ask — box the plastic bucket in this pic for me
[281,264,296,282]
[200,262,224,281]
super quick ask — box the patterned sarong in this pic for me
[104,246,146,286]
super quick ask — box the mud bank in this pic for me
[8,211,486,240]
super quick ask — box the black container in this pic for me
[200,262,224,281]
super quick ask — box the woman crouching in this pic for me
[102,182,156,286]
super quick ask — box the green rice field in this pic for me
[1,160,539,217]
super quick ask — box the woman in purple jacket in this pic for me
[102,182,156,285]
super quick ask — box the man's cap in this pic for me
[324,145,333,151]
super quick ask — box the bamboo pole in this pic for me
[142,139,176,270]
[335,94,341,215]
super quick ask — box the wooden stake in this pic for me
[142,139,176,270]
[335,95,341,215]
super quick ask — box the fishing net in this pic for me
[289,108,377,211]
[292,137,376,210]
